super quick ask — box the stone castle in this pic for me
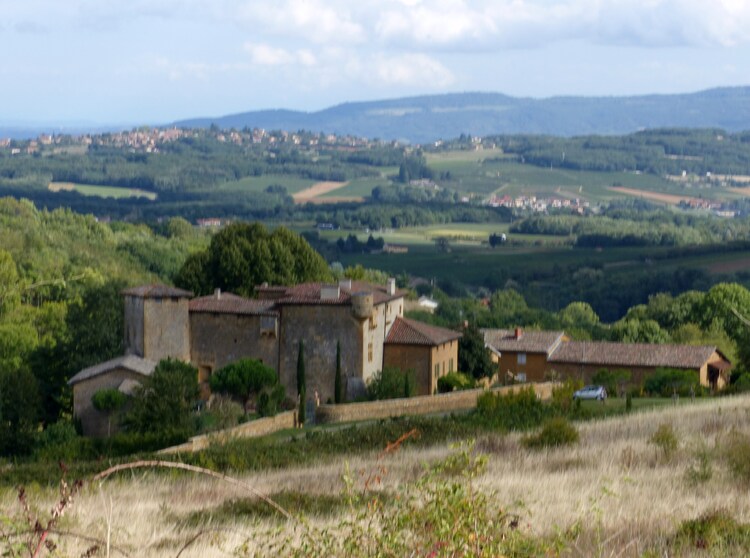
[70,279,461,436]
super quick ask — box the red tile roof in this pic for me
[257,281,406,306]
[385,317,462,346]
[548,341,727,370]
[483,329,565,355]
[189,292,278,316]
[122,284,193,299]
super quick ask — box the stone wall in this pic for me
[383,344,431,395]
[73,368,146,437]
[278,304,364,404]
[158,410,297,454]
[190,312,279,375]
[315,382,557,424]
[124,295,145,357]
[143,297,190,362]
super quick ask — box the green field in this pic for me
[320,177,389,198]
[330,225,750,292]
[423,152,744,203]
[48,182,157,200]
[218,174,316,194]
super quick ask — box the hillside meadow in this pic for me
[5,395,750,557]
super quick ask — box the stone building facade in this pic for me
[70,280,461,435]
[483,328,732,389]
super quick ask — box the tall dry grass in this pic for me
[4,395,750,556]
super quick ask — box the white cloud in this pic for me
[238,0,365,45]
[373,53,455,86]
[371,0,750,49]
[244,43,318,67]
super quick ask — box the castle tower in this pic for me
[122,285,193,362]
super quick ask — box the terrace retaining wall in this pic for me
[159,410,297,454]
[315,382,557,424]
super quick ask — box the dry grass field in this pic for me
[292,181,349,203]
[5,395,750,556]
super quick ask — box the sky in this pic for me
[2,0,750,125]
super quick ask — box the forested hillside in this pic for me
[0,197,208,452]
[175,87,750,142]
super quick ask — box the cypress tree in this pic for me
[334,341,342,404]
[297,340,306,425]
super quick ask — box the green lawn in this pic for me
[218,174,316,194]
[320,177,389,198]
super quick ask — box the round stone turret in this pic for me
[351,291,374,319]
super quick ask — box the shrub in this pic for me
[205,395,244,430]
[91,388,128,437]
[257,384,286,417]
[210,358,278,413]
[674,510,750,551]
[644,368,700,397]
[125,358,200,435]
[722,430,750,485]
[477,387,548,431]
[437,372,475,393]
[685,441,713,486]
[732,373,750,394]
[368,367,416,400]
[521,417,579,449]
[649,422,679,462]
[592,368,631,397]
[550,379,583,415]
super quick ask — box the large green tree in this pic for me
[458,323,494,380]
[0,367,40,456]
[209,358,278,413]
[126,358,199,435]
[174,222,331,296]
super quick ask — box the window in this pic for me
[260,315,278,337]
[368,342,373,363]
[369,315,378,329]
[517,353,527,365]
[434,363,440,377]
[449,358,454,372]
[517,372,527,383]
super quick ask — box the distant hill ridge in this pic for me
[174,87,750,143]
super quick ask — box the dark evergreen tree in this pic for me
[334,341,343,404]
[458,323,494,380]
[297,340,306,424]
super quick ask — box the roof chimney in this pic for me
[214,288,221,300]
[320,284,340,301]
[387,277,396,296]
[515,327,523,340]
[339,278,352,290]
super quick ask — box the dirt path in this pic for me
[293,181,349,203]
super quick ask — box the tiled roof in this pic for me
[483,329,565,355]
[68,355,157,386]
[385,317,462,346]
[548,341,727,369]
[122,284,193,299]
[257,281,407,306]
[189,292,278,316]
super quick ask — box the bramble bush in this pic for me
[476,386,548,431]
[521,417,580,450]
[437,372,475,393]
[367,366,416,400]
